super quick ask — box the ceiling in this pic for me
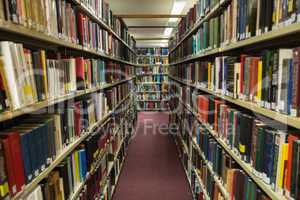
[107,0,197,47]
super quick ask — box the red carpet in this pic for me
[112,112,193,200]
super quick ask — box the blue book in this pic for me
[79,149,87,181]
[263,129,275,183]
[19,132,32,183]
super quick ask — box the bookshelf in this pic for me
[168,75,300,130]
[134,60,169,111]
[137,47,169,65]
[0,1,138,200]
[167,0,300,198]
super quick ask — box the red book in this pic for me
[197,95,209,123]
[1,132,25,195]
[76,57,85,90]
[77,13,85,46]
[74,102,82,137]
[240,55,248,96]
[285,134,300,193]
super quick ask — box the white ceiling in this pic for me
[107,0,197,47]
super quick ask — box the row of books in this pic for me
[172,110,272,200]
[76,101,136,200]
[137,56,169,65]
[0,82,131,199]
[170,47,300,117]
[169,0,300,60]
[0,41,134,112]
[22,102,136,200]
[136,48,169,56]
[135,85,163,93]
[135,66,169,75]
[135,75,168,83]
[136,93,169,101]
[137,102,168,110]
[0,0,136,53]
[77,0,136,49]
[175,85,300,199]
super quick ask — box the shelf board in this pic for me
[0,21,137,66]
[179,100,287,200]
[169,75,300,130]
[0,77,134,123]
[169,0,229,54]
[193,169,211,200]
[170,22,300,65]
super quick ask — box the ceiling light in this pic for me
[164,28,173,36]
[169,1,186,22]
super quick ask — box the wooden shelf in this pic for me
[170,22,300,65]
[169,75,300,130]
[0,21,136,66]
[11,94,131,200]
[0,77,134,123]
[178,100,287,200]
[169,0,230,54]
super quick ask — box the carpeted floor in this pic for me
[112,112,193,200]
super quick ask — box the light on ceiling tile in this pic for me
[164,28,173,36]
[169,1,186,22]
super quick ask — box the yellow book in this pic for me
[39,50,48,99]
[74,151,80,184]
[276,143,288,194]
[207,62,211,89]
[256,60,262,101]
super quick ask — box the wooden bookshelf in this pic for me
[169,75,300,130]
[0,21,136,66]
[0,77,135,123]
[11,93,131,200]
[179,99,287,200]
[170,22,300,65]
[193,169,210,200]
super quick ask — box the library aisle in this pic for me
[112,112,193,200]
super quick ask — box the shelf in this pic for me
[169,0,230,54]
[193,169,211,200]
[11,94,131,200]
[0,21,137,66]
[0,77,134,123]
[136,99,169,102]
[70,0,136,54]
[69,106,133,200]
[170,22,300,65]
[12,112,111,200]
[135,91,167,93]
[137,54,169,57]
[137,108,168,111]
[136,73,168,76]
[178,100,287,200]
[135,64,170,67]
[136,82,164,84]
[169,75,300,130]
[191,138,229,199]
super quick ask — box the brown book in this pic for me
[292,48,300,117]
[226,169,235,199]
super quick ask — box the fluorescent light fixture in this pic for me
[169,1,186,22]
[164,28,173,36]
